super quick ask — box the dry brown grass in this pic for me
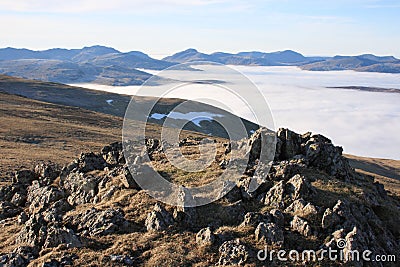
[345,154,400,196]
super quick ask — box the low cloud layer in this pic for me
[76,66,400,159]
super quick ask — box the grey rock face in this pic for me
[290,215,312,237]
[43,225,82,249]
[196,227,215,246]
[145,203,174,231]
[286,174,313,200]
[264,181,285,208]
[27,181,64,213]
[67,208,127,236]
[15,214,47,247]
[61,172,103,205]
[217,239,249,266]
[255,222,284,246]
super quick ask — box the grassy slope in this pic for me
[345,154,400,196]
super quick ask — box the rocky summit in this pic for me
[0,128,399,266]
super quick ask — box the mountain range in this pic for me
[0,46,399,86]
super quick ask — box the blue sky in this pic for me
[1,0,399,58]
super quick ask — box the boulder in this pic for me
[34,163,60,185]
[16,214,47,247]
[76,152,107,173]
[240,212,266,228]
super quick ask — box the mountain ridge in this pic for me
[0,46,399,86]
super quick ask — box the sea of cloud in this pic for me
[73,66,400,159]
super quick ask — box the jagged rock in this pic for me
[0,201,21,220]
[196,227,215,246]
[219,200,246,225]
[270,160,306,181]
[321,207,340,229]
[67,208,128,236]
[247,128,276,170]
[0,185,15,202]
[264,181,285,208]
[255,222,284,246]
[0,252,27,267]
[61,172,103,205]
[145,138,161,155]
[12,170,35,185]
[343,227,369,266]
[42,199,72,223]
[239,176,271,200]
[101,142,125,165]
[0,246,35,267]
[304,134,354,179]
[70,152,107,173]
[27,181,64,213]
[269,209,285,227]
[276,128,304,160]
[321,200,352,230]
[16,214,47,247]
[285,199,318,218]
[286,174,313,200]
[240,212,266,228]
[43,224,82,249]
[116,166,139,189]
[217,239,248,266]
[290,215,312,237]
[145,203,174,231]
[34,163,60,186]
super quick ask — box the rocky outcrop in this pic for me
[0,128,398,266]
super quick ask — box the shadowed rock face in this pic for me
[0,128,399,266]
